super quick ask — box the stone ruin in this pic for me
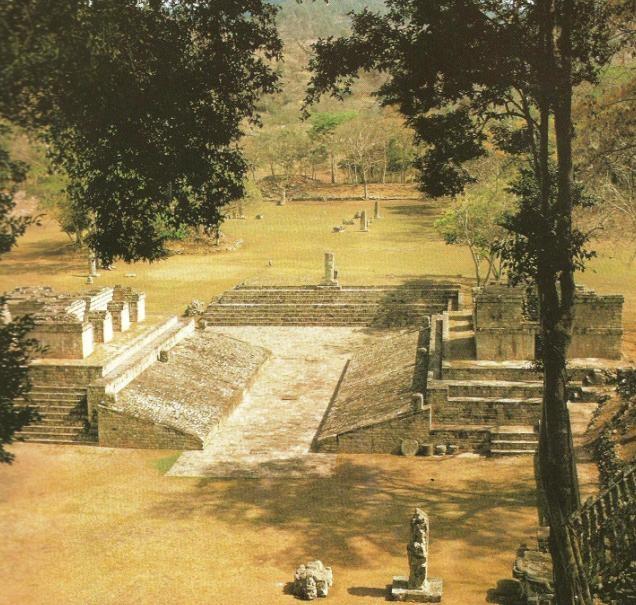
[390,508,443,602]
[292,560,333,600]
[322,251,338,286]
[3,285,145,359]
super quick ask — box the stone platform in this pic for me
[390,577,443,603]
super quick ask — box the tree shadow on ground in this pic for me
[149,457,537,570]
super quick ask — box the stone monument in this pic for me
[292,560,333,600]
[88,252,98,278]
[360,210,369,232]
[322,251,338,286]
[390,509,443,602]
[374,200,381,219]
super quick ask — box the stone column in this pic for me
[278,188,287,206]
[323,251,337,285]
[360,210,369,232]
[407,509,429,589]
[390,508,443,602]
[374,200,381,219]
[88,252,98,277]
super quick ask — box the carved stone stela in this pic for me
[390,508,443,602]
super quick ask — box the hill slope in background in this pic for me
[274,0,387,40]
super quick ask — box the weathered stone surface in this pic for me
[293,560,333,600]
[401,438,420,456]
[390,509,443,602]
[107,332,269,447]
[184,299,206,316]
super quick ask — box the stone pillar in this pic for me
[323,251,337,286]
[278,189,287,206]
[374,200,381,219]
[391,508,443,602]
[88,252,98,277]
[360,210,368,232]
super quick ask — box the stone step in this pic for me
[449,320,473,332]
[30,385,87,394]
[490,448,536,456]
[442,361,541,381]
[490,426,538,441]
[15,392,85,402]
[20,424,85,435]
[447,380,543,399]
[18,435,97,445]
[14,403,78,414]
[490,439,538,451]
[437,397,542,426]
[29,416,86,426]
[444,332,476,360]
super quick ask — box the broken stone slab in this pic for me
[292,560,333,600]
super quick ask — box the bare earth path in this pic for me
[169,327,374,478]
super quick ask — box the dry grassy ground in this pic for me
[1,187,633,360]
[0,185,633,604]
[0,444,552,605]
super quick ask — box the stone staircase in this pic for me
[443,311,477,359]
[14,385,95,444]
[489,426,539,456]
[203,284,461,327]
[430,357,615,455]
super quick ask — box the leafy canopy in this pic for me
[0,0,284,262]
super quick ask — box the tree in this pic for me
[0,1,283,263]
[305,2,620,601]
[575,72,636,263]
[435,157,513,286]
[336,116,384,199]
[310,111,356,183]
[271,126,308,202]
[0,129,40,464]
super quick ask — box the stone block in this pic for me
[107,301,130,332]
[390,576,443,603]
[30,318,94,359]
[88,310,113,343]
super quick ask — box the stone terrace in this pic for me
[100,332,269,449]
[203,282,462,327]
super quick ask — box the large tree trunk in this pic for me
[535,1,592,603]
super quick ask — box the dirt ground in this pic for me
[0,443,559,605]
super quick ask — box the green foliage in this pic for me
[0,128,40,464]
[0,306,40,464]
[496,166,597,286]
[305,0,614,196]
[0,1,283,263]
[434,155,514,285]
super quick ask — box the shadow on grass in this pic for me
[348,586,391,598]
[148,458,536,569]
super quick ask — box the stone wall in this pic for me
[316,410,432,454]
[31,319,95,359]
[473,285,624,360]
[98,406,202,450]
